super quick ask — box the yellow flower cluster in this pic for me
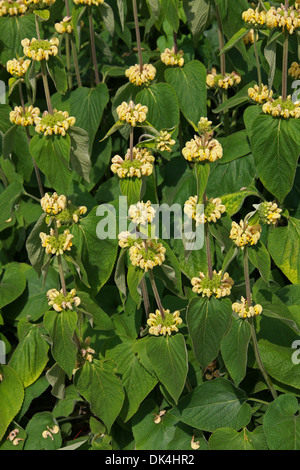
[129,239,166,272]
[258,201,282,225]
[182,134,223,163]
[41,192,67,215]
[248,84,273,104]
[22,37,59,61]
[262,96,300,119]
[125,63,156,86]
[55,16,73,34]
[24,0,55,6]
[35,109,76,136]
[191,270,234,298]
[80,346,95,363]
[111,147,155,179]
[266,6,300,34]
[117,230,136,249]
[184,196,225,225]
[6,57,31,77]
[155,130,176,152]
[147,309,182,336]
[40,228,73,255]
[160,47,184,67]
[73,0,104,5]
[69,206,87,224]
[0,0,27,17]
[230,220,261,249]
[289,61,300,79]
[46,288,81,312]
[242,8,266,27]
[243,29,257,45]
[129,200,156,226]
[10,105,40,127]
[232,297,263,319]
[116,100,148,127]
[206,70,241,89]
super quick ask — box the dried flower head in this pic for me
[147,309,182,336]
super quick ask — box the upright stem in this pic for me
[54,220,67,297]
[88,6,100,85]
[65,34,73,89]
[215,2,225,76]
[203,191,213,280]
[140,277,150,318]
[243,248,278,400]
[148,269,165,319]
[253,33,262,91]
[129,127,134,161]
[173,31,178,54]
[40,60,53,114]
[282,30,289,101]
[35,14,41,40]
[132,0,143,72]
[19,81,25,108]
[71,35,82,87]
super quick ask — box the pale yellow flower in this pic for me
[155,130,176,152]
[289,61,300,79]
[111,147,154,178]
[262,95,300,119]
[206,70,241,89]
[266,6,300,34]
[191,270,234,298]
[35,109,76,136]
[232,296,263,319]
[129,239,166,272]
[230,220,261,249]
[182,135,223,163]
[248,84,273,104]
[9,105,40,126]
[258,201,282,225]
[55,16,73,34]
[125,63,156,86]
[22,37,59,61]
[242,8,266,27]
[0,0,27,17]
[147,309,182,336]
[41,192,67,215]
[47,288,81,312]
[6,57,31,77]
[160,47,184,67]
[116,100,148,127]
[40,228,73,255]
[73,0,104,4]
[128,200,156,225]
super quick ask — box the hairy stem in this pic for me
[244,249,278,400]
[173,31,178,54]
[71,35,82,87]
[132,0,143,72]
[253,32,262,90]
[54,220,67,297]
[88,6,100,85]
[148,269,165,319]
[203,191,213,279]
[282,30,289,101]
[65,34,73,89]
[129,127,134,161]
[40,60,53,114]
[140,277,150,318]
[35,14,41,40]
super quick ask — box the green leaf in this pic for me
[68,126,91,182]
[74,359,125,432]
[44,309,78,379]
[264,394,300,450]
[187,296,233,370]
[25,213,49,274]
[248,241,271,284]
[30,134,71,194]
[209,426,268,450]
[127,263,144,306]
[194,163,209,204]
[77,290,114,330]
[47,55,68,95]
[136,83,180,131]
[268,217,300,284]
[220,27,248,55]
[182,0,210,44]
[9,322,49,388]
[99,1,115,36]
[220,189,259,217]
[251,115,300,202]
[0,365,24,441]
[221,317,252,386]
[33,9,50,20]
[160,0,179,31]
[0,263,26,309]
[164,60,207,125]
[119,177,143,206]
[105,335,157,421]
[146,333,188,404]
[218,130,251,164]
[213,81,256,114]
[170,378,251,432]
[0,15,36,59]
[0,180,24,232]
[24,412,62,450]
